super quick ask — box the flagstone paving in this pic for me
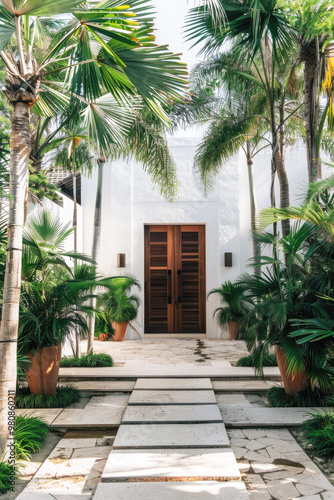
[228,428,334,499]
[122,404,222,423]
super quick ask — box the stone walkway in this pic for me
[93,377,249,499]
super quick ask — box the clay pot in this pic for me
[112,322,128,341]
[275,345,308,396]
[99,333,109,341]
[26,345,62,396]
[227,321,239,341]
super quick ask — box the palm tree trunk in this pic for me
[86,158,105,355]
[72,157,81,357]
[304,41,322,183]
[277,103,290,238]
[0,101,31,461]
[246,143,261,275]
[72,158,77,253]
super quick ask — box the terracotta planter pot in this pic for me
[112,322,128,341]
[275,345,308,396]
[227,321,239,340]
[99,333,109,341]
[26,345,61,396]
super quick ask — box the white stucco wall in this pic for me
[28,193,83,255]
[80,133,321,339]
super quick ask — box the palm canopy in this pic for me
[0,0,188,140]
[185,0,295,60]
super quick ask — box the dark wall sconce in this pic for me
[224,252,232,267]
[117,253,126,268]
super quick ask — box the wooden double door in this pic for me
[145,225,206,334]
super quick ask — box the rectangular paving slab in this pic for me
[222,406,334,427]
[94,481,249,500]
[134,378,212,390]
[59,365,280,379]
[15,408,63,426]
[128,390,217,405]
[51,406,125,428]
[122,404,222,424]
[101,448,240,481]
[113,423,230,449]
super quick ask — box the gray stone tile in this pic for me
[216,394,250,406]
[102,449,240,481]
[322,492,334,500]
[212,380,279,392]
[113,423,230,449]
[134,378,212,390]
[122,404,222,423]
[15,409,63,426]
[56,438,97,449]
[51,406,125,428]
[85,394,130,408]
[68,381,135,392]
[128,390,217,405]
[93,481,250,500]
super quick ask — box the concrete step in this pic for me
[113,423,230,449]
[134,377,213,390]
[58,364,281,380]
[128,389,217,405]
[122,404,222,424]
[93,481,249,500]
[101,448,241,482]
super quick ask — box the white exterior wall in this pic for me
[28,193,83,255]
[81,134,320,339]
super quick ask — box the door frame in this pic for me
[144,223,206,335]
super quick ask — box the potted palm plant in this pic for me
[209,281,250,340]
[98,276,140,342]
[19,211,96,396]
[240,221,334,398]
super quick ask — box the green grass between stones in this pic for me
[16,385,81,409]
[302,411,334,459]
[268,386,334,407]
[236,352,278,367]
[60,352,113,367]
[14,415,49,460]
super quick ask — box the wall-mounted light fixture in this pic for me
[224,252,232,268]
[117,253,126,268]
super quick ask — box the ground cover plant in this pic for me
[302,411,334,459]
[14,415,49,460]
[0,462,17,494]
[16,385,81,409]
[60,353,113,368]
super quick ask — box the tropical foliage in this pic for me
[60,352,113,367]
[97,276,140,326]
[302,411,334,458]
[16,385,81,409]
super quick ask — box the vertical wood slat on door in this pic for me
[145,225,206,334]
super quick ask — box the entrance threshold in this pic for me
[144,334,207,339]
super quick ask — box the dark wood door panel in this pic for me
[145,225,206,334]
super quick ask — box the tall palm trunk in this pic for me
[72,157,77,253]
[86,158,105,355]
[304,40,322,183]
[246,142,261,275]
[0,101,31,461]
[277,103,290,238]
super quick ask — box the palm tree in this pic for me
[187,53,271,271]
[186,0,301,237]
[0,0,187,461]
[283,0,334,182]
